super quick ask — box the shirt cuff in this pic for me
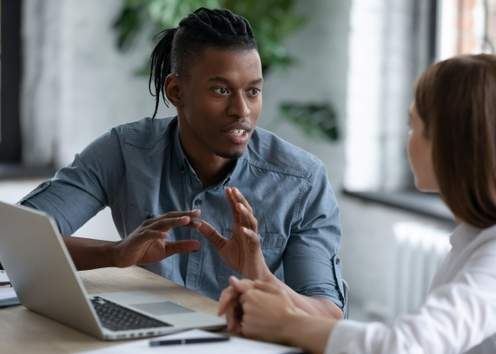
[325,320,369,354]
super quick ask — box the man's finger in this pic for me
[143,210,201,226]
[226,188,243,225]
[159,210,201,218]
[164,240,200,257]
[147,216,192,231]
[196,221,227,250]
[237,226,261,251]
[225,187,239,221]
[233,187,253,214]
[236,203,258,231]
[140,230,166,242]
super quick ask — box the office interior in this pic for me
[1,0,495,333]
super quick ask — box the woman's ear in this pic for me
[164,74,181,108]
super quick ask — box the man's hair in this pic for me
[149,7,257,118]
[415,54,496,228]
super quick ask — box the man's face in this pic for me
[174,48,263,159]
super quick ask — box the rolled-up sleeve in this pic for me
[19,129,124,236]
[283,162,345,309]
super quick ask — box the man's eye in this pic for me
[248,88,261,97]
[212,87,230,96]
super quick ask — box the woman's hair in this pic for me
[149,7,257,118]
[415,54,496,228]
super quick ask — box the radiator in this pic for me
[392,222,451,317]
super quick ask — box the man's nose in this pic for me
[228,92,251,117]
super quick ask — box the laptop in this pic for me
[0,201,225,340]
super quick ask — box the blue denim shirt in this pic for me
[20,117,345,307]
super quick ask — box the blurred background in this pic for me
[1,0,495,322]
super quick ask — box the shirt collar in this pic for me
[450,222,482,251]
[171,117,249,189]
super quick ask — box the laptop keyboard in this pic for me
[91,296,172,331]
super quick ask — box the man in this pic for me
[20,8,345,318]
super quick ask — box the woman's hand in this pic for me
[218,277,255,334]
[238,280,304,343]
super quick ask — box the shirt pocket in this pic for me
[259,230,286,272]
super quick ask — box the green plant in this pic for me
[113,0,305,73]
[279,102,340,141]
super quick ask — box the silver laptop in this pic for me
[0,201,225,340]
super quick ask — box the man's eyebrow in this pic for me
[207,76,264,85]
[248,78,264,85]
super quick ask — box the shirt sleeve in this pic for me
[326,239,496,354]
[283,161,345,309]
[19,128,125,236]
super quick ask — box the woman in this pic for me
[218,54,496,354]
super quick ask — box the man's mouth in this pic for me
[230,128,248,137]
[224,126,251,145]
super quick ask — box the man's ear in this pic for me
[164,74,182,108]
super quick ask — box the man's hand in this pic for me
[196,187,271,280]
[111,210,201,267]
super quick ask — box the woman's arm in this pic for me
[230,239,496,354]
[237,281,336,354]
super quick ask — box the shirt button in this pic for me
[335,257,341,265]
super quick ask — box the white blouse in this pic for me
[326,223,496,354]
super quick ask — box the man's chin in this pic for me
[216,146,246,159]
[217,151,244,159]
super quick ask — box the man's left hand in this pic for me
[196,187,271,280]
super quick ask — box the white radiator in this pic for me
[392,222,451,317]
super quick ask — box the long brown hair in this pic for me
[415,54,496,228]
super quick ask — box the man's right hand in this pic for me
[111,210,201,267]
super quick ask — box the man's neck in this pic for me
[178,131,236,188]
[188,152,235,188]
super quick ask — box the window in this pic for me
[344,0,496,223]
[437,0,496,59]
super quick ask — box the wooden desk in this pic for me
[0,266,220,354]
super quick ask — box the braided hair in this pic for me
[149,7,257,118]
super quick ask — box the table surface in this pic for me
[0,266,220,354]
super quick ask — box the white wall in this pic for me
[339,197,451,321]
[0,179,119,241]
